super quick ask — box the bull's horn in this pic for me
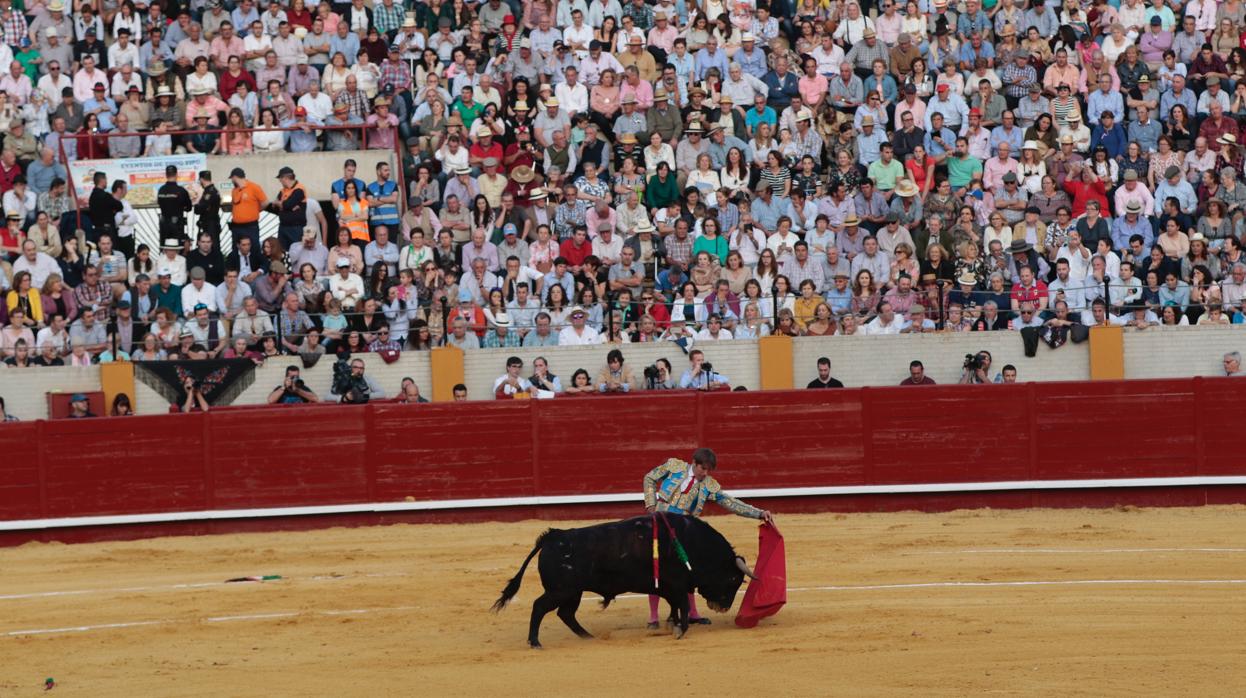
[736,556,756,579]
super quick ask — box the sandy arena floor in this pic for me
[2,506,1244,696]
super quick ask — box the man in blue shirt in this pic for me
[694,36,728,81]
[655,258,688,296]
[956,0,991,40]
[1111,200,1154,251]
[733,33,767,79]
[751,186,783,233]
[329,22,360,67]
[231,0,260,32]
[745,93,776,133]
[1089,111,1127,159]
[1154,165,1198,213]
[83,83,117,130]
[1086,73,1124,123]
[1024,0,1059,38]
[958,32,995,71]
[989,110,1024,155]
[856,116,888,167]
[924,112,956,164]
[667,39,696,94]
[1128,104,1162,153]
[824,272,852,315]
[1159,74,1196,123]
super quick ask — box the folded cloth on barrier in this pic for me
[734,522,786,628]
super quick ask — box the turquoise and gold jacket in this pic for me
[642,458,764,519]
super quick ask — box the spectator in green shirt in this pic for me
[947,137,984,195]
[867,143,906,199]
[452,85,485,131]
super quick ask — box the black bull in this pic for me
[491,515,754,648]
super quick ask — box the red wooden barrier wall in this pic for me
[2,377,1245,545]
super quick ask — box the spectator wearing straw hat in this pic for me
[483,314,523,349]
[557,304,602,345]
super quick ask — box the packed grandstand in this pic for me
[0,0,1243,379]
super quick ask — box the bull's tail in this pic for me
[490,530,548,613]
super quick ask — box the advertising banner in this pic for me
[67,153,207,208]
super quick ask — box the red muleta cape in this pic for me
[734,522,786,628]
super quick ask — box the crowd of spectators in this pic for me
[8,0,1246,373]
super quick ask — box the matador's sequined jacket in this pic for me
[642,458,764,519]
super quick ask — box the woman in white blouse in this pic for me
[252,108,287,153]
[642,130,675,177]
[110,4,141,39]
[321,52,353,100]
[352,51,382,98]
[1100,23,1131,64]
[900,0,927,45]
[733,302,773,339]
[748,122,777,171]
[185,57,218,98]
[686,153,721,195]
[832,1,874,45]
[719,146,750,196]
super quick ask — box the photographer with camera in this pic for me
[643,357,677,390]
[679,349,730,390]
[267,365,320,405]
[958,349,1002,384]
[329,354,386,403]
[181,376,211,413]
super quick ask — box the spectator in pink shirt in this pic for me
[982,141,1020,193]
[619,66,654,111]
[798,57,828,107]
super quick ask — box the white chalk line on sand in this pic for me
[7,606,420,636]
[8,548,1239,602]
[915,547,1246,555]
[7,579,1245,637]
[9,547,1241,602]
[0,572,410,602]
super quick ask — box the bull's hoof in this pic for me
[674,626,687,640]
[689,617,712,625]
[529,641,543,650]
[645,621,659,630]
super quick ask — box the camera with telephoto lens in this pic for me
[963,353,985,371]
[701,362,714,374]
[644,364,659,380]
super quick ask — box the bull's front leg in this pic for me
[668,592,690,639]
